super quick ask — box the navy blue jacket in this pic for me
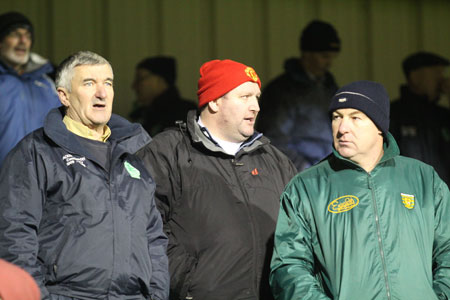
[0,108,169,300]
[0,53,61,167]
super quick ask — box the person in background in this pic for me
[0,51,169,300]
[130,55,196,136]
[390,51,450,184]
[0,259,40,300]
[0,11,60,168]
[270,80,450,300]
[138,59,297,300]
[257,20,341,171]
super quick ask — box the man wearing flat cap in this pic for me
[390,51,450,185]
[138,59,297,300]
[130,56,196,136]
[0,11,60,168]
[257,19,341,172]
[270,80,450,299]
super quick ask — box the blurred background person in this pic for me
[0,259,40,300]
[130,55,196,136]
[390,51,450,184]
[257,20,341,171]
[0,11,60,168]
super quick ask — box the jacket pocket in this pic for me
[46,224,73,281]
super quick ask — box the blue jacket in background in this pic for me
[257,58,338,171]
[0,53,61,168]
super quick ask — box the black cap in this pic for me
[300,20,340,52]
[0,11,33,43]
[136,56,176,86]
[329,80,390,136]
[402,51,449,77]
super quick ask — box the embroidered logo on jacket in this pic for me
[62,154,86,167]
[124,161,141,179]
[401,193,415,209]
[251,168,259,175]
[328,195,359,214]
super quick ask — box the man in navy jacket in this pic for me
[0,51,169,300]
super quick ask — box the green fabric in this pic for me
[270,133,450,300]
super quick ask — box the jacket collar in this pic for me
[44,107,151,159]
[185,110,268,156]
[331,132,400,172]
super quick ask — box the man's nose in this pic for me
[96,84,107,99]
[250,97,260,112]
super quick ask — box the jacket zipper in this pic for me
[231,158,258,296]
[368,175,391,300]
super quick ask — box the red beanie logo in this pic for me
[245,67,259,83]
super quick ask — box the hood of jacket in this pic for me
[0,52,53,79]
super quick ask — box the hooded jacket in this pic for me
[256,57,338,171]
[138,110,297,300]
[0,53,61,167]
[270,133,450,300]
[0,108,169,300]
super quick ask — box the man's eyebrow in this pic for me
[82,77,114,82]
[349,111,363,116]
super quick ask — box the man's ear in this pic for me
[57,87,70,107]
[207,98,221,113]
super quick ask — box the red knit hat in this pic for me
[0,259,40,300]
[197,59,261,107]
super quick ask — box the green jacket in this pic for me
[270,133,450,300]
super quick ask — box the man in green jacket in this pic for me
[270,80,450,300]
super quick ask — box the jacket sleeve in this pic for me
[0,141,50,299]
[269,183,331,300]
[432,175,450,300]
[138,135,197,300]
[146,185,170,300]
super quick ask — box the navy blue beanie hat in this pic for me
[300,20,341,52]
[0,12,33,43]
[328,80,390,135]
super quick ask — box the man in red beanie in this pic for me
[0,259,40,300]
[138,59,297,300]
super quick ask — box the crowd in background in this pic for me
[0,11,449,300]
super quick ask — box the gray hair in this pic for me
[55,51,112,92]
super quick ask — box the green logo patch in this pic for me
[124,161,141,179]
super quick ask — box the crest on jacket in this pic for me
[401,193,415,209]
[124,161,141,179]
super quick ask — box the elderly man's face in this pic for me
[331,108,383,167]
[0,27,31,71]
[58,64,114,134]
